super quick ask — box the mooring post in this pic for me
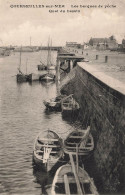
[96,55,98,60]
[70,60,73,70]
[56,58,60,82]
[105,56,108,63]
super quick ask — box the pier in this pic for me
[59,49,125,192]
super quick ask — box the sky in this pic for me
[0,0,125,46]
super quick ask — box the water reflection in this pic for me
[32,162,49,194]
[40,80,55,87]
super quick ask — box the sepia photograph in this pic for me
[0,0,125,194]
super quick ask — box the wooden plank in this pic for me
[64,174,70,195]
[76,145,79,173]
[66,142,77,145]
[39,144,60,148]
[69,136,84,138]
[65,146,91,150]
[57,177,89,183]
[35,150,57,154]
[38,138,59,142]
[69,153,84,195]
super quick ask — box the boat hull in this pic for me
[61,108,79,119]
[16,74,28,82]
[51,164,99,195]
[33,151,61,172]
[33,130,63,172]
[39,73,55,82]
[61,94,80,119]
[63,128,94,156]
[37,65,47,71]
[44,95,67,111]
[44,101,61,111]
[16,73,32,83]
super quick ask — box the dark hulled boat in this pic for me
[63,126,94,156]
[61,94,80,117]
[43,94,67,111]
[16,48,32,83]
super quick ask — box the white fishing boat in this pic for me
[33,130,63,172]
[40,72,55,81]
[51,163,99,195]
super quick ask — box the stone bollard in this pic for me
[105,56,108,63]
[96,55,98,60]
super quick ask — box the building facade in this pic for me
[89,36,118,50]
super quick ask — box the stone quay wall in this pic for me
[61,63,125,192]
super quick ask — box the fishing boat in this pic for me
[39,72,55,82]
[63,126,94,156]
[51,163,99,195]
[43,94,67,111]
[61,94,80,117]
[37,63,47,71]
[16,48,31,82]
[33,130,63,172]
[37,45,48,71]
[40,39,56,81]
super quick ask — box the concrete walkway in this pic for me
[64,47,125,84]
[78,62,125,96]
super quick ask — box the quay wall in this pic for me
[61,63,125,192]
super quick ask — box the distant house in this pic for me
[0,48,5,55]
[66,42,81,48]
[83,43,89,49]
[118,44,123,49]
[122,39,125,48]
[89,36,118,50]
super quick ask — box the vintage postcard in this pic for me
[0,0,125,195]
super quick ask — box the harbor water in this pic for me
[0,51,75,195]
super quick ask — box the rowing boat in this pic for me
[61,94,80,117]
[63,126,94,156]
[51,163,99,195]
[33,130,63,172]
[43,94,67,111]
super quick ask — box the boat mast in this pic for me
[30,37,31,47]
[19,46,22,72]
[50,39,52,66]
[40,44,43,65]
[47,37,51,70]
[26,58,28,74]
